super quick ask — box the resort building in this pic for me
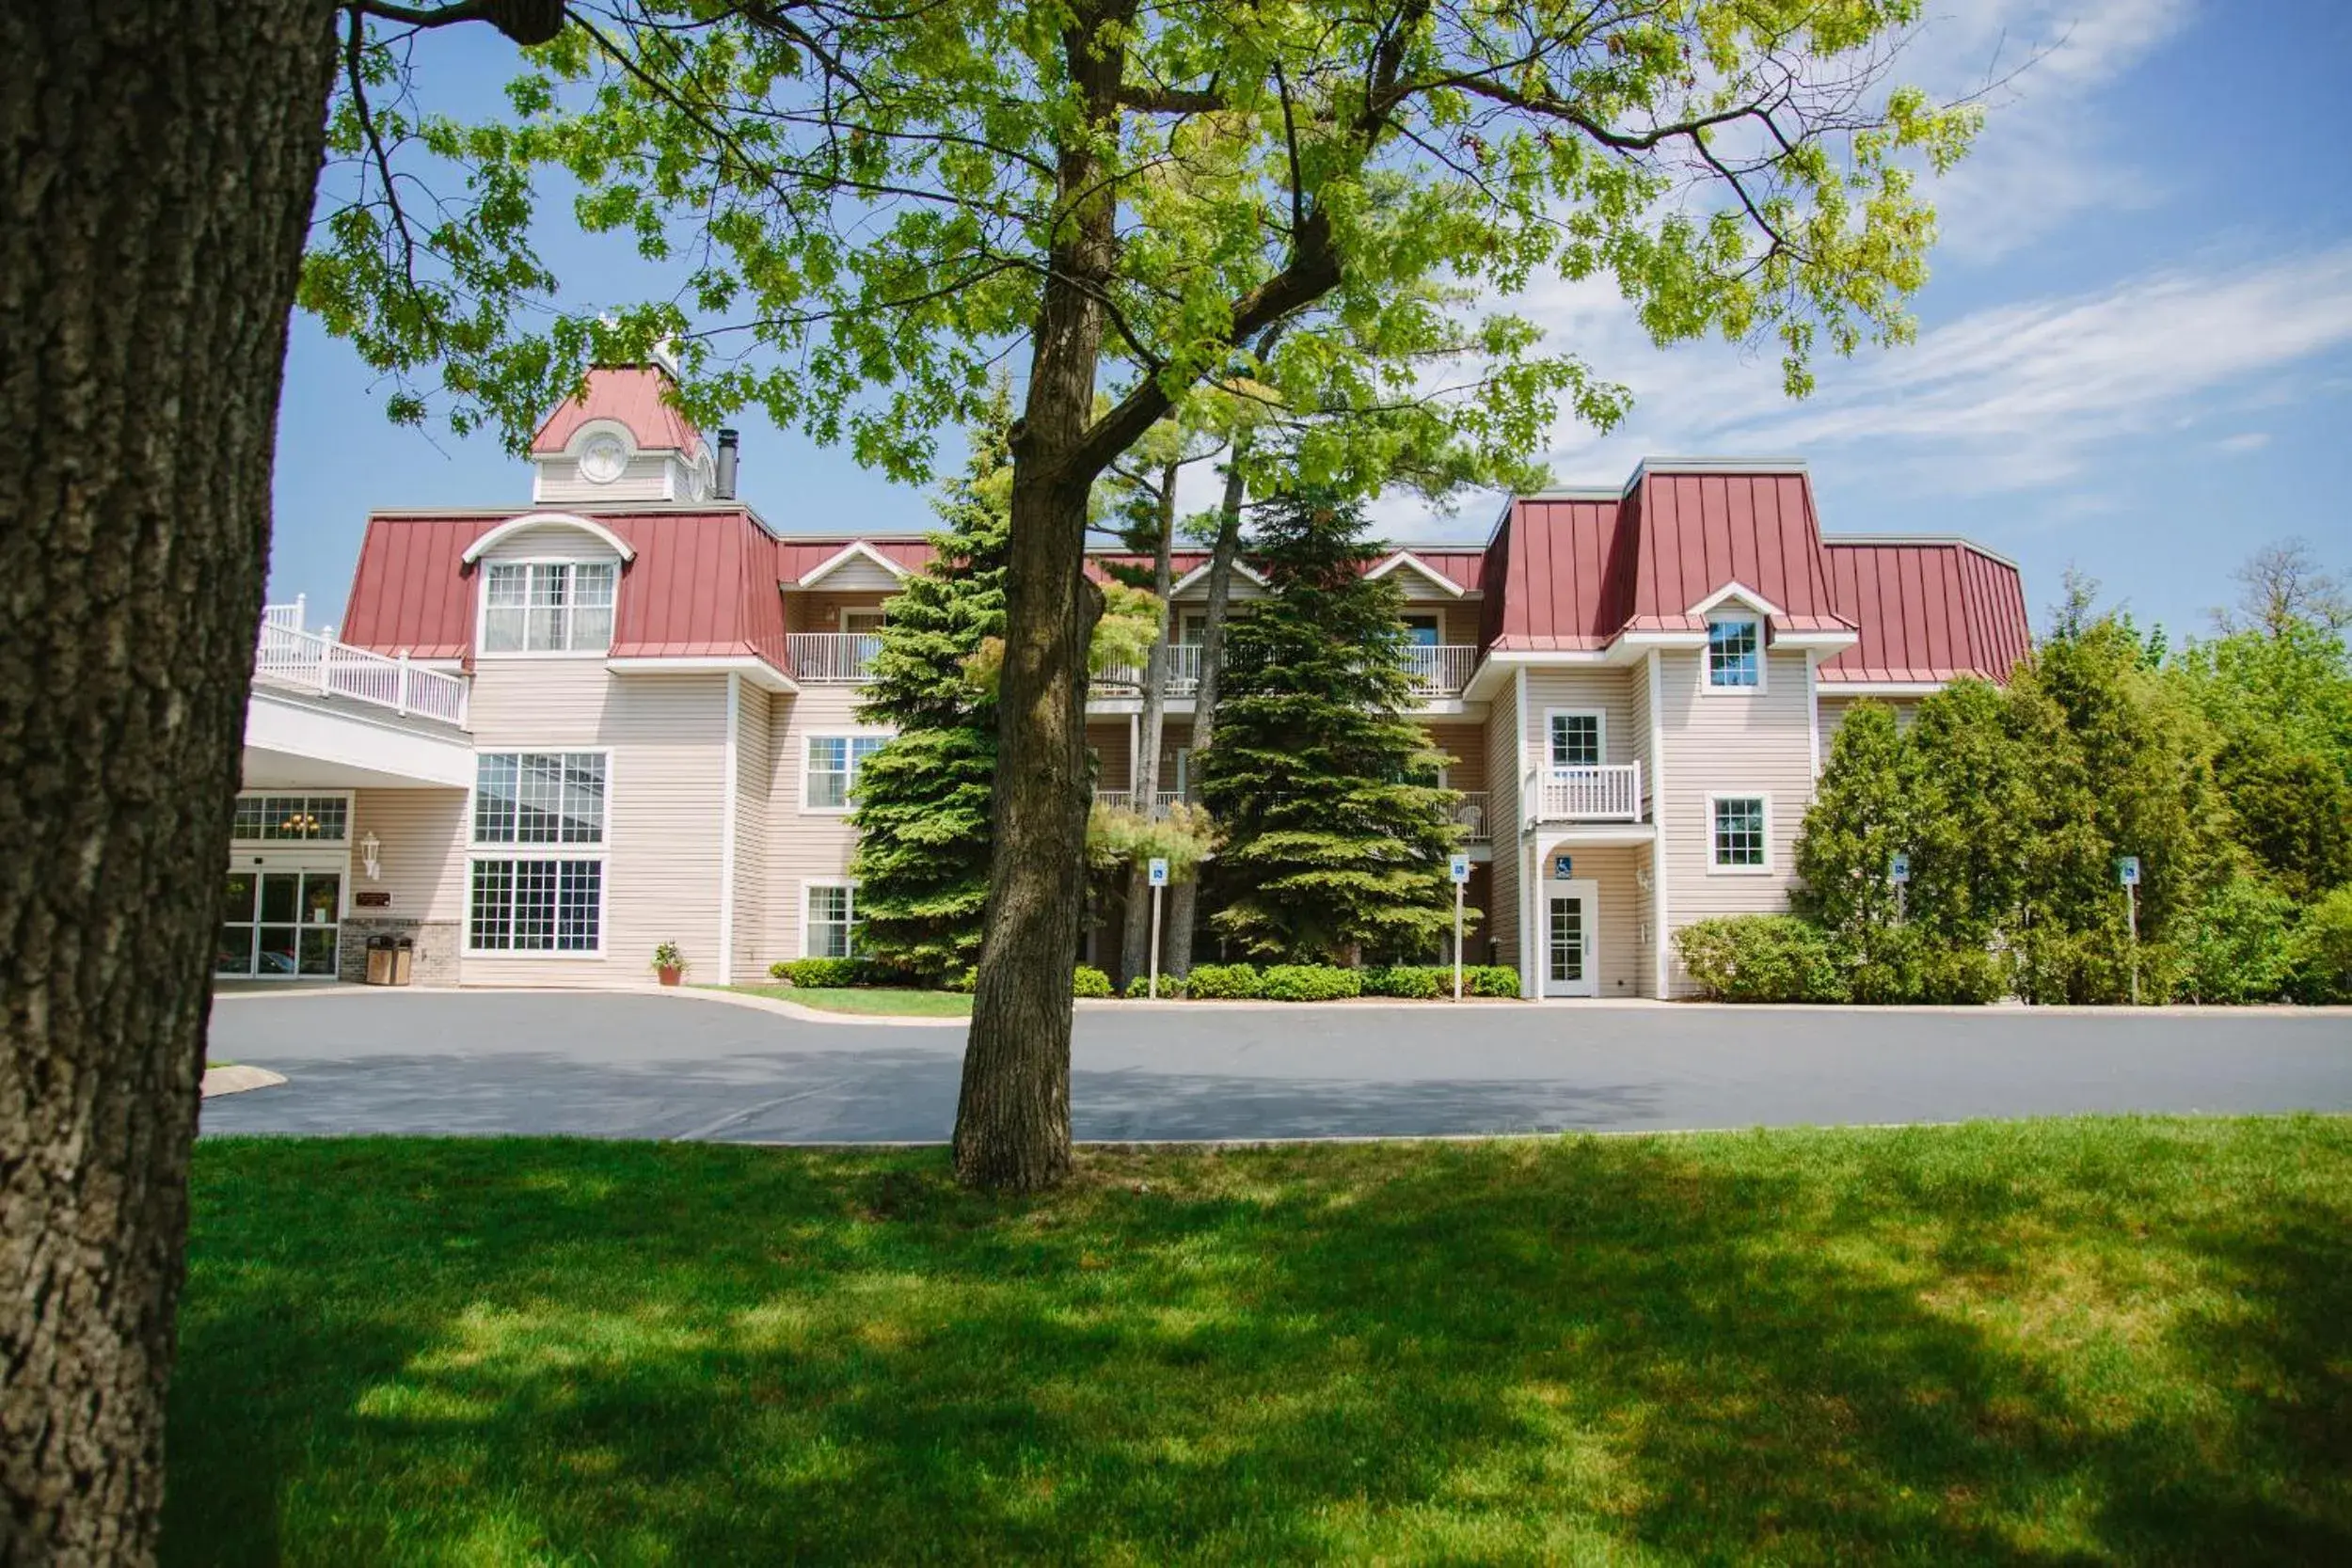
[230,365,2030,997]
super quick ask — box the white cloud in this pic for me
[2215,432,2272,454]
[1900,0,2196,262]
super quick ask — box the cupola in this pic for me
[528,351,719,506]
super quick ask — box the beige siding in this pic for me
[1426,722,1485,791]
[462,663,727,987]
[477,517,630,567]
[1089,720,1132,793]
[765,685,876,960]
[791,590,898,633]
[732,682,773,982]
[1520,667,1640,773]
[348,787,468,923]
[1657,647,1816,996]
[1485,673,1523,982]
[798,552,906,593]
[532,451,675,507]
[1397,603,1477,643]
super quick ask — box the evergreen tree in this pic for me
[849,394,1012,982]
[1200,486,1463,962]
[1791,703,1914,992]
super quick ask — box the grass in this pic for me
[723,983,972,1017]
[167,1117,2352,1565]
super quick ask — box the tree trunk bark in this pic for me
[1165,441,1251,975]
[0,2,337,1558]
[955,4,1126,1191]
[1118,461,1178,986]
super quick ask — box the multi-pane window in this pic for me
[1707,617,1761,689]
[805,882,859,958]
[1549,713,1601,768]
[469,752,607,952]
[474,752,607,843]
[482,561,618,653]
[231,794,348,842]
[1711,796,1769,870]
[805,735,886,810]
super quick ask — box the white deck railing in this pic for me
[1404,644,1476,698]
[253,605,469,727]
[1092,787,1200,818]
[1452,790,1492,844]
[787,632,881,684]
[1536,763,1644,822]
[1093,642,1202,698]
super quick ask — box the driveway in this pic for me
[199,990,2352,1143]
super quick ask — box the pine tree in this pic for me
[1200,486,1463,962]
[849,393,1012,982]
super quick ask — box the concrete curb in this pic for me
[673,985,969,1029]
[201,1064,287,1098]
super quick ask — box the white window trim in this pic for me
[1700,615,1767,695]
[801,730,891,815]
[230,789,356,847]
[801,878,862,958]
[475,555,623,660]
[836,606,889,632]
[1542,707,1607,770]
[1704,791,1773,876]
[464,748,613,958]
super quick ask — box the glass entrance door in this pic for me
[1545,881,1598,997]
[218,869,342,977]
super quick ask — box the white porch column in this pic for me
[1648,647,1672,999]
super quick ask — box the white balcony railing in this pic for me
[1092,641,1202,698]
[1404,644,1476,698]
[1536,763,1644,822]
[1092,787,1200,818]
[787,632,881,684]
[253,605,469,727]
[1452,790,1491,844]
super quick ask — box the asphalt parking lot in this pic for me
[201,989,2352,1143]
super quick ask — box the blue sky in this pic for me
[271,0,2352,638]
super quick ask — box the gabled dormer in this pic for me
[529,359,718,506]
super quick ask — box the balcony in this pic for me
[1451,790,1491,844]
[1092,787,1199,818]
[1092,642,1202,698]
[254,603,469,727]
[787,632,881,684]
[1534,763,1644,822]
[1404,644,1477,698]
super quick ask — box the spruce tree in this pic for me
[1200,486,1463,963]
[849,396,1011,982]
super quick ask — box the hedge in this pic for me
[1123,973,1184,999]
[767,957,874,988]
[1362,965,1444,999]
[1675,916,1847,1003]
[1183,963,1263,999]
[1259,964,1361,1002]
[1072,965,1114,998]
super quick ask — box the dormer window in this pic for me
[483,561,617,654]
[1706,615,1761,689]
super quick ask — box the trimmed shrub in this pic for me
[1259,964,1361,1002]
[1184,963,1263,1000]
[768,957,872,988]
[1467,965,1522,999]
[1676,916,1847,1003]
[1912,945,2009,1005]
[1073,965,1114,999]
[2180,877,2298,1003]
[1362,965,1445,999]
[2289,884,2352,1004]
[945,966,977,993]
[1123,973,1185,999]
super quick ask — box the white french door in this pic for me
[1544,877,1599,997]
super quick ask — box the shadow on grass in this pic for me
[164,1119,2352,1564]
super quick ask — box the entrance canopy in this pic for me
[243,686,473,791]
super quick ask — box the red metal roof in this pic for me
[1819,540,2030,684]
[530,367,707,458]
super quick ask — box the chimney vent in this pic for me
[714,428,740,499]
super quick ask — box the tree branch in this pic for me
[353,0,567,46]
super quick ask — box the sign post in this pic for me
[1449,852,1472,1001]
[1888,850,1910,924]
[2118,855,2141,1005]
[1147,857,1169,1000]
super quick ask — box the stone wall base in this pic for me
[338,918,463,986]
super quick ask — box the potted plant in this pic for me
[652,942,688,987]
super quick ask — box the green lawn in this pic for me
[725,983,972,1017]
[167,1118,2352,1564]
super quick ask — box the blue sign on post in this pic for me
[1889,851,1911,884]
[1449,852,1471,885]
[2117,855,2140,887]
[1148,857,1168,888]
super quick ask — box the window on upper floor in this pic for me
[1709,794,1770,872]
[1706,615,1761,689]
[1548,712,1602,769]
[1402,612,1443,647]
[805,735,887,811]
[482,561,617,654]
[468,752,608,953]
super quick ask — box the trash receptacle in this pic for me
[391,937,415,986]
[364,935,395,986]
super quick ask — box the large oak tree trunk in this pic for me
[1,0,338,1558]
[954,6,1125,1191]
